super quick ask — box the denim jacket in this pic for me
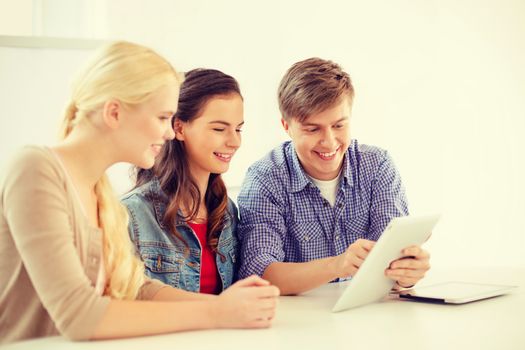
[121,179,239,293]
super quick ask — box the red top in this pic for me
[188,222,220,294]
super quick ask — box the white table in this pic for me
[3,267,524,350]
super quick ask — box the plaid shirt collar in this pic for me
[287,140,355,193]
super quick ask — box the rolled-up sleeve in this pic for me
[237,169,287,279]
[136,278,169,300]
[2,148,110,341]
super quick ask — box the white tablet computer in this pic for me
[396,282,517,304]
[332,214,441,312]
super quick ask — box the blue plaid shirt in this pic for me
[237,139,409,279]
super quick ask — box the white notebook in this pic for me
[396,281,517,304]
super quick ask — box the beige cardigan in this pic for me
[0,146,166,344]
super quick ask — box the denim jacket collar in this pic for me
[145,179,170,228]
[144,178,232,229]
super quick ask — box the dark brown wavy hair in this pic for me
[134,68,242,256]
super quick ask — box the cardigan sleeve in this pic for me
[2,147,110,340]
[136,277,169,300]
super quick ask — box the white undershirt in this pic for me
[307,173,341,207]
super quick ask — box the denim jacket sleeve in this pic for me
[226,198,240,282]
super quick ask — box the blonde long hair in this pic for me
[60,41,180,299]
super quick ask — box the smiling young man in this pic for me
[237,58,430,295]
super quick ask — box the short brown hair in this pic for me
[278,57,354,122]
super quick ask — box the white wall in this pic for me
[1,0,524,269]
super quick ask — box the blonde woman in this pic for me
[0,41,279,344]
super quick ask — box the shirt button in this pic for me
[304,235,310,241]
[335,235,340,240]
